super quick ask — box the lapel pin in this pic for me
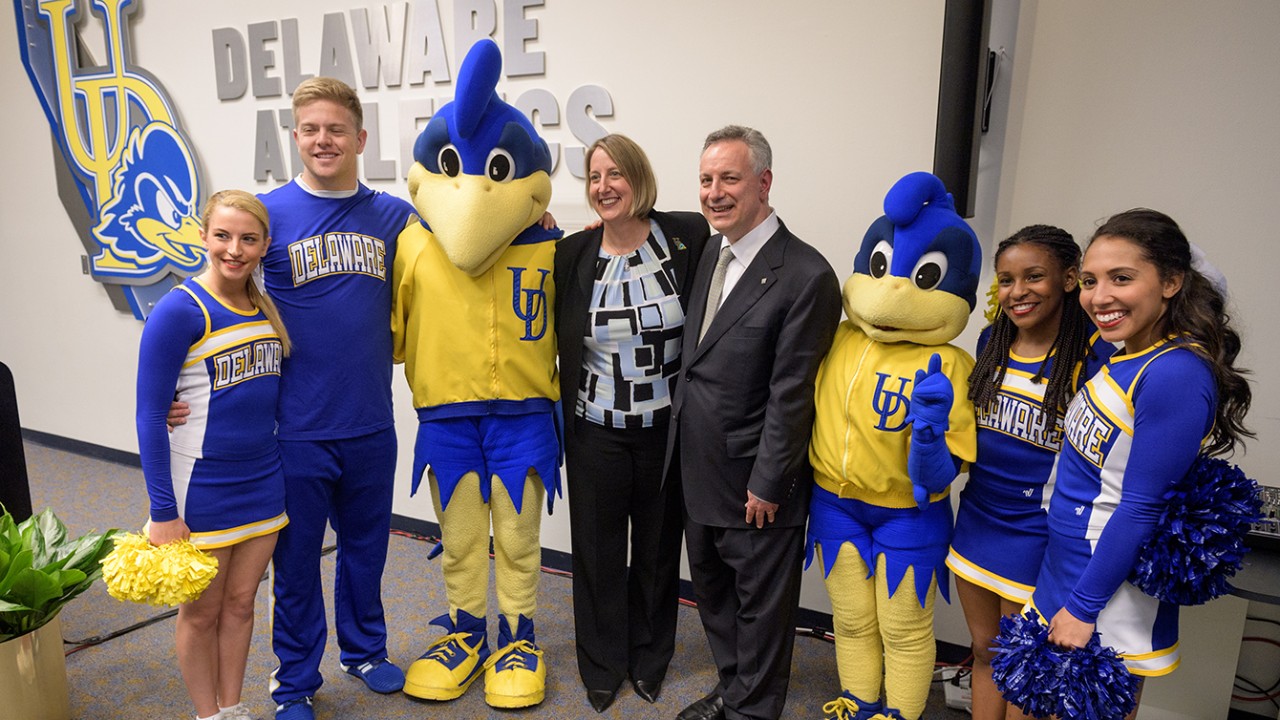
[673,237,687,251]
[760,277,767,284]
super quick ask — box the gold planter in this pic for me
[0,614,72,720]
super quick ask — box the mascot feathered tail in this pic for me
[392,38,562,709]
[807,172,981,720]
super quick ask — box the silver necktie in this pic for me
[698,245,735,343]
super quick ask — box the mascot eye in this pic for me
[870,240,892,278]
[438,145,461,177]
[486,149,515,183]
[154,188,181,229]
[911,251,949,290]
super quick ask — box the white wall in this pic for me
[993,1,1280,717]
[0,0,949,616]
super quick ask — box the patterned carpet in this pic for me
[22,439,970,719]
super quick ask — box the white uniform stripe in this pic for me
[190,512,288,549]
[170,363,211,458]
[169,451,197,519]
[1081,369,1134,546]
[946,548,1033,603]
[185,322,277,367]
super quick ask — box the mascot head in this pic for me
[845,172,981,346]
[94,121,204,274]
[407,39,555,276]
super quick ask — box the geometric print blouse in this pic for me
[577,220,685,429]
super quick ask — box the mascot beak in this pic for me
[137,214,205,270]
[410,164,552,276]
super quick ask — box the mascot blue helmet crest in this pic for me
[845,172,981,346]
[413,39,553,180]
[407,39,555,275]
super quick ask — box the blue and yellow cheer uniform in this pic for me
[1029,338,1215,676]
[260,178,415,705]
[135,278,287,547]
[947,329,1112,602]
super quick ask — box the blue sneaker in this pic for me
[274,697,314,720]
[340,657,406,693]
[821,691,883,720]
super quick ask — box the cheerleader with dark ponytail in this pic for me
[946,225,1113,720]
[1025,209,1252,719]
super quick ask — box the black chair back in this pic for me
[0,361,33,522]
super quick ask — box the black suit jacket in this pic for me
[554,209,711,444]
[667,220,841,529]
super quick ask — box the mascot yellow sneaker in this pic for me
[403,610,489,700]
[483,614,545,708]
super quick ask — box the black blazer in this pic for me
[554,209,711,444]
[667,220,841,529]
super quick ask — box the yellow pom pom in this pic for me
[100,532,219,606]
[983,275,1002,325]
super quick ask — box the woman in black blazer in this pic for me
[554,134,709,713]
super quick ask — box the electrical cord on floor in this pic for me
[64,608,178,656]
[1231,616,1280,708]
[62,544,338,655]
[1233,673,1280,708]
[1232,634,1280,707]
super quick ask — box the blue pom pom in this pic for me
[991,610,1058,718]
[992,610,1140,720]
[1130,455,1263,605]
[1055,635,1139,720]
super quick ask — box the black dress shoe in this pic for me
[632,678,662,703]
[587,688,618,713]
[676,692,725,720]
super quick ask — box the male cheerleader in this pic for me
[259,78,415,720]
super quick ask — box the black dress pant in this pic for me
[566,417,683,691]
[685,517,805,720]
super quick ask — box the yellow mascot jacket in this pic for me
[810,322,978,509]
[392,224,558,416]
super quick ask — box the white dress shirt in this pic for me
[714,210,779,310]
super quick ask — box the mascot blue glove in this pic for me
[392,39,561,710]
[807,172,980,720]
[906,353,960,509]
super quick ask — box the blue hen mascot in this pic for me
[809,173,981,720]
[392,39,562,709]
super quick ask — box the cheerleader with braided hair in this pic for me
[947,225,1112,719]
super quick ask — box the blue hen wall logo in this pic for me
[15,0,205,319]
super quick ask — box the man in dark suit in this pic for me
[669,126,842,720]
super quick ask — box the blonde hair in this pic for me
[201,190,292,356]
[290,77,363,131]
[584,134,658,219]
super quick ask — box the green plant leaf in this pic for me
[52,530,117,573]
[52,568,87,593]
[0,511,17,547]
[23,504,68,566]
[6,567,62,614]
[0,508,116,640]
[0,547,33,597]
